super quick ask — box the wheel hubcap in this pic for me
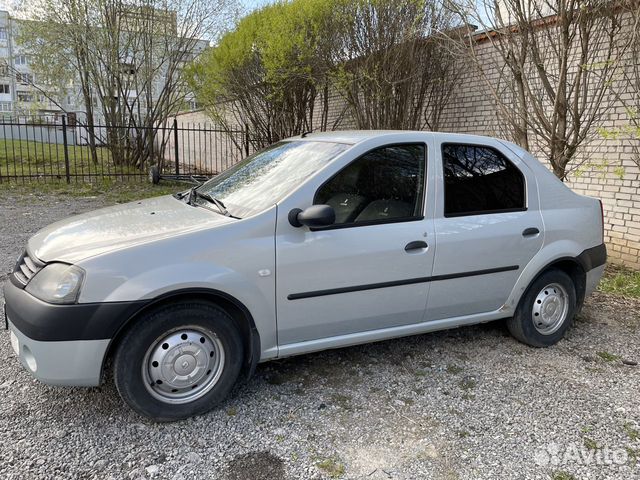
[142,328,225,404]
[532,283,569,335]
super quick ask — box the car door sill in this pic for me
[276,308,511,358]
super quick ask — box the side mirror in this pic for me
[288,205,335,228]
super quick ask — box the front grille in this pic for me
[13,250,43,287]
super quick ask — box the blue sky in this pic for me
[242,0,272,12]
[0,0,271,14]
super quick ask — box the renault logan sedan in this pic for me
[4,131,606,420]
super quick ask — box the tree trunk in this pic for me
[550,154,567,180]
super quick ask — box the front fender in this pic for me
[75,208,278,359]
[80,261,277,360]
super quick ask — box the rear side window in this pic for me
[442,144,525,217]
[314,144,426,226]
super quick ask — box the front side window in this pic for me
[442,144,525,217]
[314,144,426,226]
[197,140,349,219]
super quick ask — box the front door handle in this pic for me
[522,227,540,237]
[405,240,428,252]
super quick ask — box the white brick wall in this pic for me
[318,26,639,269]
[189,18,639,268]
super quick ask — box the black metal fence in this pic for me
[0,116,257,184]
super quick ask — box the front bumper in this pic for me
[4,278,145,342]
[3,276,145,386]
[8,318,109,386]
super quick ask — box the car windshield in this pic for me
[195,140,350,218]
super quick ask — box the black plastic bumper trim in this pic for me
[4,280,146,342]
[577,243,607,271]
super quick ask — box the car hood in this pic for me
[28,195,234,264]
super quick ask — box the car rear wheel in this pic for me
[507,268,577,347]
[113,301,243,421]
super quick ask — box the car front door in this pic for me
[426,140,544,321]
[275,141,436,351]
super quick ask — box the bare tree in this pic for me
[17,9,102,162]
[456,0,628,179]
[330,0,463,131]
[17,0,237,168]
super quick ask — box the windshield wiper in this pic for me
[195,191,230,216]
[176,177,205,202]
[185,186,235,217]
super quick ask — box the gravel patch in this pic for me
[0,193,639,480]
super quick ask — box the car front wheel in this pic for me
[507,268,577,347]
[113,301,243,421]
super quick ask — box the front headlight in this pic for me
[25,263,85,304]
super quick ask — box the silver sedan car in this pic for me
[4,131,606,420]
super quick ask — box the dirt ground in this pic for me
[0,193,639,480]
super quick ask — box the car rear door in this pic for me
[275,140,436,350]
[426,139,544,321]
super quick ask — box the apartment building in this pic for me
[0,9,206,122]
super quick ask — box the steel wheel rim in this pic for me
[142,327,225,404]
[532,283,569,335]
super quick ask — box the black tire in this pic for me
[507,268,577,348]
[113,301,243,421]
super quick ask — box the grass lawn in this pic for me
[0,179,185,204]
[599,264,640,298]
[0,139,143,181]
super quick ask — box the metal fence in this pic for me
[0,116,257,184]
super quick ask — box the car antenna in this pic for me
[301,130,312,138]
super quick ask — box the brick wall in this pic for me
[190,17,638,268]
[317,24,639,269]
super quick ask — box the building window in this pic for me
[17,92,33,102]
[14,54,28,66]
[16,73,34,84]
[0,84,9,94]
[0,28,7,40]
[442,144,526,217]
[0,102,12,111]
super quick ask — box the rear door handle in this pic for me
[522,227,540,237]
[405,240,428,252]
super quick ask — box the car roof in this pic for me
[287,130,515,146]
